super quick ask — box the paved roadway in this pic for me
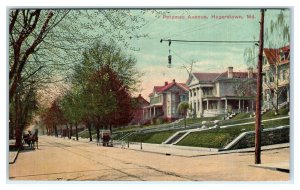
[9,136,290,181]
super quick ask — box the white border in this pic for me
[1,1,299,190]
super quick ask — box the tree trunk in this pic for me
[66,124,69,138]
[109,125,113,146]
[14,127,23,148]
[75,121,78,141]
[14,92,23,148]
[96,123,100,143]
[54,124,58,137]
[69,123,73,139]
[87,122,92,142]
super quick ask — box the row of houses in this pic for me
[131,45,290,125]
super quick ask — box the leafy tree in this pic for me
[60,90,85,140]
[41,99,66,137]
[177,101,189,128]
[10,82,39,147]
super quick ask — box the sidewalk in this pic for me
[112,141,290,157]
[112,142,290,173]
[9,140,19,164]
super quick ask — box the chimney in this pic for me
[164,81,168,86]
[228,67,233,78]
[248,67,253,78]
[138,94,142,97]
[172,79,176,83]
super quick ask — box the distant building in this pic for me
[263,45,290,110]
[186,67,257,117]
[130,94,150,125]
[143,79,189,122]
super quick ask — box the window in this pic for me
[194,91,196,96]
[280,50,285,61]
[172,94,176,101]
[150,95,162,104]
[171,106,176,114]
[180,95,186,102]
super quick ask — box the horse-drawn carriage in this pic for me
[23,129,38,149]
[101,130,111,147]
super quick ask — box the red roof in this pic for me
[149,81,189,97]
[264,45,290,65]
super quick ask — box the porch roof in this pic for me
[220,96,255,100]
[143,104,163,109]
[202,96,255,101]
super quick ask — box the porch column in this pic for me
[217,100,221,113]
[225,99,228,112]
[238,99,241,112]
[206,100,209,110]
[149,107,152,118]
[154,106,156,117]
[199,88,203,116]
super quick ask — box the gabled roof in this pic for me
[216,72,257,80]
[191,70,257,84]
[264,45,290,65]
[149,81,189,97]
[132,94,149,105]
[193,73,220,82]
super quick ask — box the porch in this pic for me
[202,96,255,117]
[143,105,164,120]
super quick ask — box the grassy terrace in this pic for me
[127,130,177,144]
[176,117,289,149]
[82,108,289,148]
[123,108,290,147]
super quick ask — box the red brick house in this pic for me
[130,94,150,125]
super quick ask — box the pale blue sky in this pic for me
[126,9,290,99]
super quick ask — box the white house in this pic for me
[186,67,257,117]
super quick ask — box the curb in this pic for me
[249,164,289,173]
[9,149,20,164]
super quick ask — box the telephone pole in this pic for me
[255,9,265,164]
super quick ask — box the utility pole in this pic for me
[255,9,265,164]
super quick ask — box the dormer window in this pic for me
[280,50,285,61]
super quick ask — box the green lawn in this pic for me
[127,130,177,144]
[178,115,226,126]
[176,117,290,148]
[80,107,289,148]
[233,112,252,120]
[262,107,289,119]
[78,129,96,138]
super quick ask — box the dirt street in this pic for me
[9,136,290,181]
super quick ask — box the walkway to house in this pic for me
[9,136,289,181]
